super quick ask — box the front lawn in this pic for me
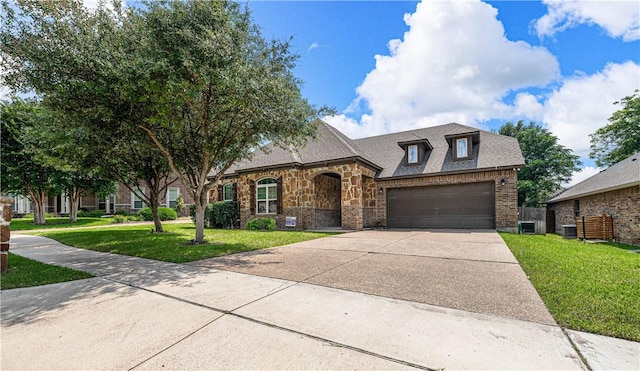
[37,223,335,263]
[12,217,114,231]
[1,253,94,290]
[500,233,640,342]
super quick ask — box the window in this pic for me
[456,138,468,159]
[223,183,234,201]
[99,194,115,212]
[574,200,580,217]
[12,196,18,212]
[257,178,277,214]
[132,188,145,209]
[167,188,179,208]
[407,144,418,164]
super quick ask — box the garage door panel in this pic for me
[387,182,495,229]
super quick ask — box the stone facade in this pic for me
[215,163,519,232]
[548,185,640,245]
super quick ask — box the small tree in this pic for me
[589,90,640,168]
[1,99,61,224]
[498,121,582,207]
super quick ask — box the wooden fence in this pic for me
[576,215,614,240]
[517,207,546,235]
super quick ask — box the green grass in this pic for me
[1,253,94,290]
[37,223,335,263]
[12,217,114,231]
[500,232,640,341]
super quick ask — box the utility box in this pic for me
[562,224,577,239]
[519,221,535,234]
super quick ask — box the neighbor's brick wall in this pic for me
[548,185,640,245]
[373,169,519,231]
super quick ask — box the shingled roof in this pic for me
[546,152,640,203]
[221,120,524,178]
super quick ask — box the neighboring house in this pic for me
[210,120,524,231]
[11,179,194,217]
[546,153,640,246]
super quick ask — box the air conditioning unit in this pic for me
[561,224,577,239]
[519,221,535,234]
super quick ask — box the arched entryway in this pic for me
[313,172,342,228]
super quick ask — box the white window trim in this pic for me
[456,137,468,159]
[256,179,277,215]
[132,188,145,209]
[407,144,418,164]
[166,187,180,208]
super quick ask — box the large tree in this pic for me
[1,0,328,242]
[498,121,582,207]
[1,99,61,224]
[589,90,640,168]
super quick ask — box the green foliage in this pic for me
[189,204,213,227]
[1,253,93,290]
[11,217,114,231]
[173,195,185,214]
[138,207,177,221]
[77,210,106,218]
[23,213,55,219]
[247,217,276,231]
[114,210,130,216]
[112,215,127,223]
[589,90,640,168]
[209,201,240,229]
[498,121,581,207]
[501,233,640,341]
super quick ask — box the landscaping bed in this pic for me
[11,217,114,231]
[500,232,640,342]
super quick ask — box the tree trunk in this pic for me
[30,190,47,225]
[69,189,81,222]
[194,190,207,243]
[149,198,164,233]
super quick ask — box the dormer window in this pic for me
[398,138,433,166]
[407,145,418,164]
[456,138,468,159]
[445,131,479,161]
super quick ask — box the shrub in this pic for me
[77,210,105,218]
[112,215,127,223]
[173,195,185,215]
[23,212,55,219]
[210,201,240,229]
[137,207,177,221]
[114,209,129,216]
[247,217,276,231]
[127,215,141,222]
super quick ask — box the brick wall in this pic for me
[548,185,640,245]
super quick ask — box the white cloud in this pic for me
[328,0,559,136]
[535,0,640,42]
[563,165,601,188]
[308,41,320,51]
[541,61,640,157]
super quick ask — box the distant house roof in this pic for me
[546,152,640,203]
[218,120,524,179]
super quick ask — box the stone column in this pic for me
[1,196,13,274]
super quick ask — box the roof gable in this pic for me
[547,152,640,203]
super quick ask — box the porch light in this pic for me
[379,187,384,194]
[500,178,506,186]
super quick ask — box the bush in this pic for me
[114,209,129,216]
[112,215,127,223]
[127,215,142,222]
[247,217,276,231]
[77,210,105,218]
[210,201,239,229]
[23,212,55,219]
[137,207,177,221]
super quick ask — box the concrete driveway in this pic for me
[191,229,555,324]
[3,233,638,370]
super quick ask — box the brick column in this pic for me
[1,196,13,274]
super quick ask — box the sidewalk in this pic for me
[2,235,638,370]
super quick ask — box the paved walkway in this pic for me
[2,234,638,370]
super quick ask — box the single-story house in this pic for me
[211,120,524,231]
[546,152,640,246]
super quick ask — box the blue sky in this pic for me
[246,0,640,185]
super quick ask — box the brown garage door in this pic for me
[387,182,495,229]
